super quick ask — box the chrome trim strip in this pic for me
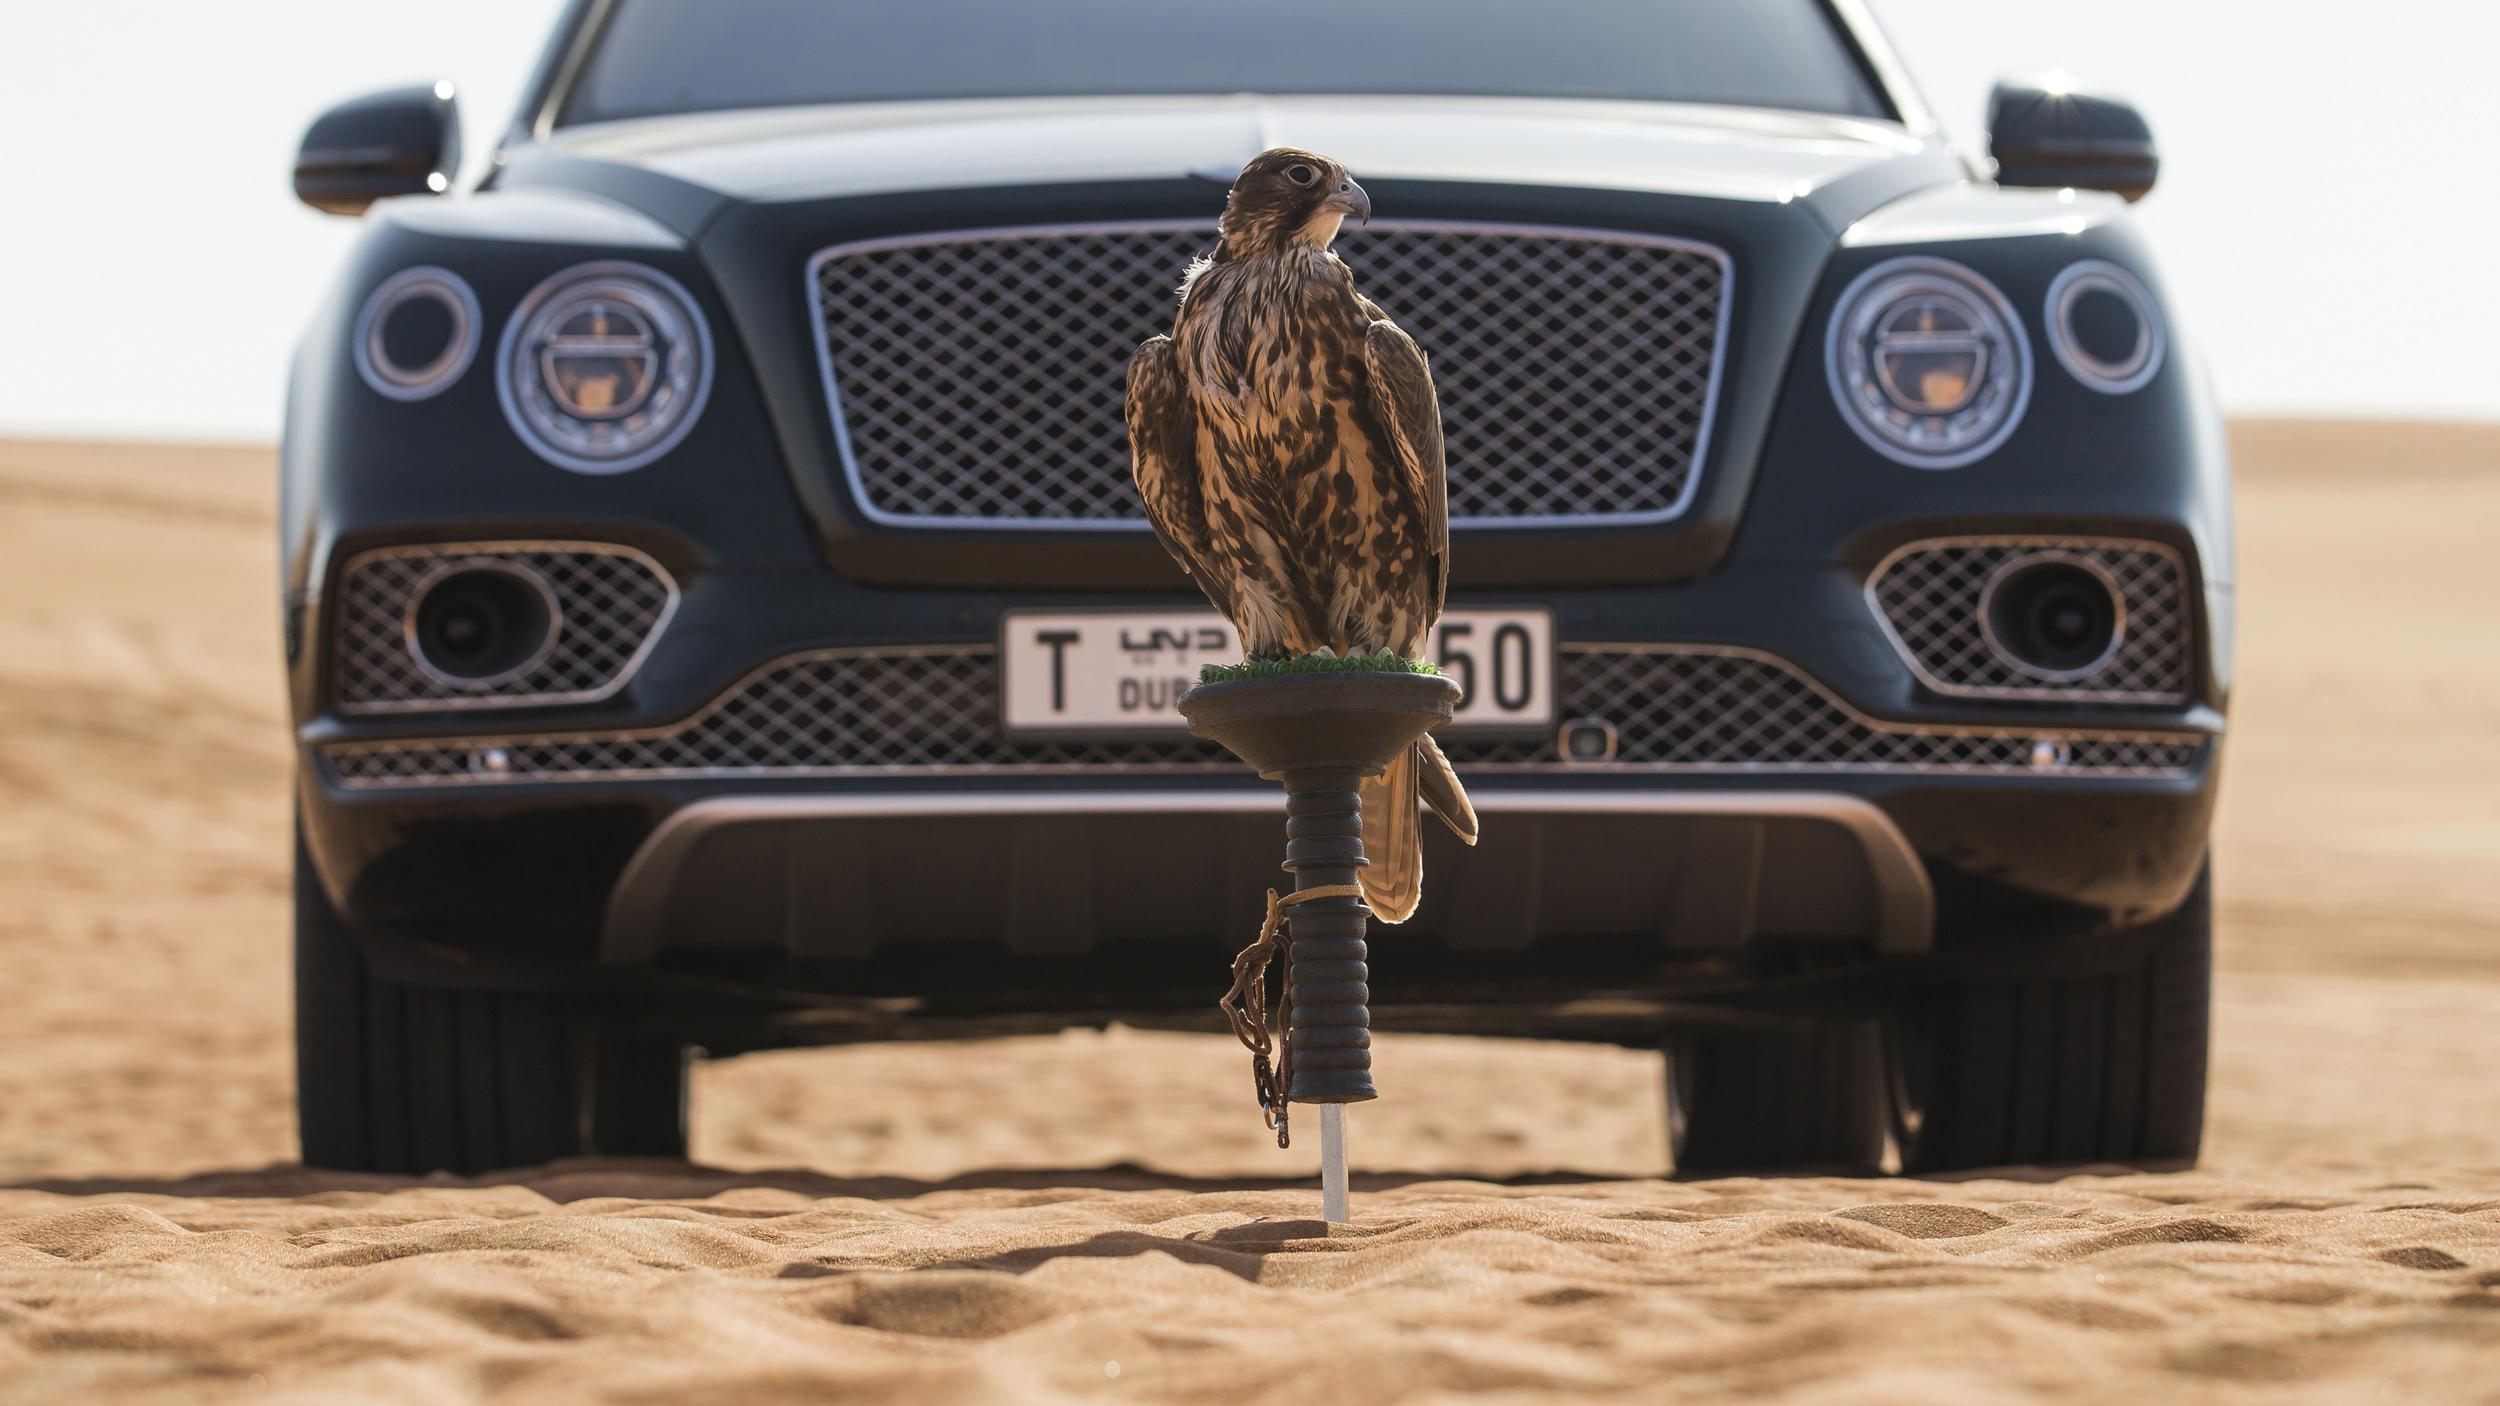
[602,789,1936,961]
[318,639,2208,780]
[1822,0,1940,137]
[803,217,1735,532]
[1863,536,2192,705]
[333,540,681,715]
[528,0,616,140]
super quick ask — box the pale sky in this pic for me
[1,0,2493,443]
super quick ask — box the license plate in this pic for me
[1000,608,1555,739]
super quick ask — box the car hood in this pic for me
[510,94,1956,227]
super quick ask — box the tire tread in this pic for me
[294,821,688,1174]
[1896,865,2212,1174]
[1671,1022,1886,1175]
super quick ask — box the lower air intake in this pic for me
[323,644,2203,785]
[331,543,677,714]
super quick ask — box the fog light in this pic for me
[407,561,558,687]
[1981,554,2124,681]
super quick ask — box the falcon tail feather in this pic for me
[1416,733,1478,846]
[1358,747,1423,925]
[1358,738,1476,925]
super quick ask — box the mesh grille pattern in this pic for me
[811,221,1728,526]
[1868,538,2190,703]
[332,544,676,714]
[1528,648,2197,773]
[323,644,2202,786]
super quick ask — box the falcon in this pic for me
[1125,147,1478,923]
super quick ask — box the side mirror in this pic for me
[294,84,462,216]
[1987,76,2158,202]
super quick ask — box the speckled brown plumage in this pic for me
[1126,147,1477,922]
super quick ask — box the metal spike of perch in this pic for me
[1179,669,1461,1225]
[1320,1105,1349,1224]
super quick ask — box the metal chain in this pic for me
[1217,884,1363,1149]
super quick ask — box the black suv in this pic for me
[286,0,2228,1176]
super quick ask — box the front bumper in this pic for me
[296,541,2225,1018]
[297,757,2218,1046]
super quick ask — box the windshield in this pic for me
[560,0,1890,126]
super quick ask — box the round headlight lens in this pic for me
[353,267,480,401]
[497,262,713,474]
[1826,257,2031,469]
[2047,260,2164,394]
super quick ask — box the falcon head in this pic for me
[1218,147,1371,257]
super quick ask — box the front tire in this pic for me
[1885,864,2212,1174]
[1667,1020,1887,1175]
[293,823,689,1174]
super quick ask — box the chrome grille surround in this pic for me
[1867,537,2192,704]
[322,643,2204,787]
[808,220,1732,529]
[331,543,678,714]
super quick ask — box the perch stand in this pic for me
[1178,670,1461,1224]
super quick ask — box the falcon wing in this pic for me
[1124,335,1233,619]
[1360,318,1450,615]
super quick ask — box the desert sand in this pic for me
[1,422,2496,1403]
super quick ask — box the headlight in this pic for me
[497,261,713,474]
[1825,256,2032,469]
[2046,260,2164,395]
[353,267,479,401]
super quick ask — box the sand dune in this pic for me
[8,1163,2498,1404]
[1,424,2497,1403]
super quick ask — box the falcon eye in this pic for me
[1284,164,1317,186]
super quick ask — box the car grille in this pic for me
[331,543,677,714]
[322,644,2203,786]
[809,220,1730,528]
[1867,538,2191,703]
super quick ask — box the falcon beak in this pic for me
[1325,178,1373,226]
